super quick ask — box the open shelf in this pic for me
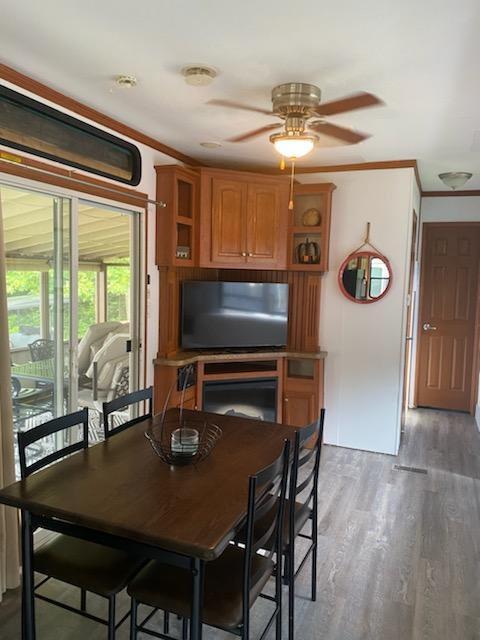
[287,183,335,272]
[177,179,193,219]
[156,165,198,267]
[204,360,279,376]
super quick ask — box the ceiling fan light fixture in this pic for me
[438,172,473,190]
[270,132,317,159]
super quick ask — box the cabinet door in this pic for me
[211,179,247,265]
[246,183,285,267]
[283,390,316,427]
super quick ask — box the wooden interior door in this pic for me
[246,183,284,267]
[211,178,247,265]
[416,224,480,411]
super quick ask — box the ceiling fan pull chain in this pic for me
[288,160,295,210]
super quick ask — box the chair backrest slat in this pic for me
[253,485,282,523]
[295,464,317,497]
[298,445,317,469]
[102,387,153,439]
[18,408,89,479]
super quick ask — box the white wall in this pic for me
[298,168,415,455]
[420,195,480,429]
[422,196,480,222]
[0,78,180,386]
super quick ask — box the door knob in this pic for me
[422,322,437,331]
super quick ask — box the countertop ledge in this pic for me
[154,349,328,367]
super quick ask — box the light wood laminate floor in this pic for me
[1,408,479,639]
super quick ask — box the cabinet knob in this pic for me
[248,252,253,257]
[284,398,289,403]
[241,252,247,257]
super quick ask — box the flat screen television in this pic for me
[181,281,289,349]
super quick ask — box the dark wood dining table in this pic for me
[0,408,296,640]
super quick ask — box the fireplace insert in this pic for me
[203,378,278,422]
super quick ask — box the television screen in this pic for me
[181,281,289,349]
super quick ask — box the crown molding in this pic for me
[233,158,423,192]
[296,159,422,194]
[422,190,480,197]
[0,62,201,167]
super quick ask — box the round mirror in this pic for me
[338,251,392,303]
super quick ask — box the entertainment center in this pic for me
[154,165,334,428]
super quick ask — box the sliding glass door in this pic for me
[0,179,143,475]
[75,199,141,428]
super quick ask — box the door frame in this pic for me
[401,210,418,425]
[414,221,480,414]
[0,172,147,400]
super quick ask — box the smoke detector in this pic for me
[182,65,218,86]
[115,74,137,88]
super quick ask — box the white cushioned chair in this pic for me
[77,322,130,440]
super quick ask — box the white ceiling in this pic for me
[1,0,480,190]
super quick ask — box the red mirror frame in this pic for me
[338,250,393,304]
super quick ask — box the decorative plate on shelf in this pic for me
[302,208,321,226]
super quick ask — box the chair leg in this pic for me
[275,557,283,640]
[311,506,318,602]
[130,598,138,640]
[311,537,317,602]
[107,595,116,640]
[288,543,295,640]
[182,617,188,640]
[242,608,250,640]
[164,611,170,634]
[80,588,87,612]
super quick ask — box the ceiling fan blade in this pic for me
[208,99,273,116]
[308,121,370,144]
[228,123,281,143]
[314,92,383,116]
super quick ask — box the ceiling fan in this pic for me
[208,83,383,159]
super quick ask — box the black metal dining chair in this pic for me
[102,386,153,439]
[17,408,146,640]
[284,409,325,640]
[233,410,325,640]
[127,439,291,640]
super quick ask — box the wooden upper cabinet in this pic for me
[211,179,247,264]
[199,168,288,269]
[246,183,286,267]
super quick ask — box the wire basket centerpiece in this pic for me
[145,367,222,465]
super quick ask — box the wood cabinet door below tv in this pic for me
[283,389,316,427]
